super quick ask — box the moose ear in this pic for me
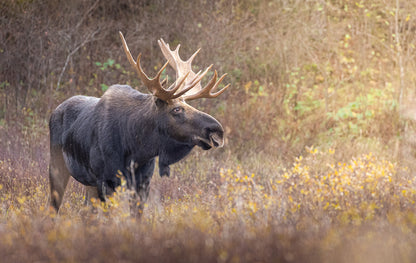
[154,97,167,108]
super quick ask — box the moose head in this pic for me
[119,32,229,151]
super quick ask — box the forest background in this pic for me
[2,0,416,262]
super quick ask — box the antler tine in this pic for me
[185,70,201,87]
[160,77,168,88]
[120,31,187,101]
[136,54,169,94]
[189,65,213,86]
[158,39,179,71]
[166,71,190,96]
[183,71,230,101]
[175,44,181,53]
[120,32,138,69]
[169,64,212,99]
[187,48,201,63]
[154,59,169,81]
[171,72,204,99]
[120,31,152,84]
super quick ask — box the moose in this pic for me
[48,32,229,213]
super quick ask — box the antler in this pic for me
[119,32,202,101]
[182,71,231,101]
[158,38,230,101]
[158,39,200,89]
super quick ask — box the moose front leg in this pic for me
[158,163,170,177]
[95,151,125,201]
[130,159,155,216]
[84,186,99,205]
[96,178,119,202]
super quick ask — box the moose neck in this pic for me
[158,135,194,177]
[121,94,159,163]
[123,94,193,176]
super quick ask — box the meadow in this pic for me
[2,0,416,262]
[2,132,416,262]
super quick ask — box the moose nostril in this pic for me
[205,125,223,136]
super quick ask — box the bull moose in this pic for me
[49,32,229,213]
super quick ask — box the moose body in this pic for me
[49,33,229,213]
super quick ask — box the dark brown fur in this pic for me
[49,84,224,213]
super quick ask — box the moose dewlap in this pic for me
[48,32,229,213]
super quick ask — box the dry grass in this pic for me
[2,124,416,262]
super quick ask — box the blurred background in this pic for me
[2,0,416,166]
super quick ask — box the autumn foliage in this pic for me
[2,0,416,262]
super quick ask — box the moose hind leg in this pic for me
[49,145,71,212]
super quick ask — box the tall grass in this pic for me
[1,126,416,262]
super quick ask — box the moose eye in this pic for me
[171,107,184,115]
